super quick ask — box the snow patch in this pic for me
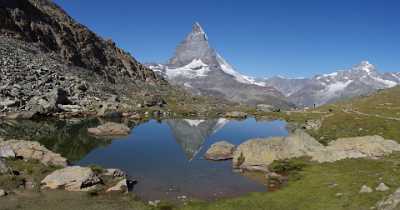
[164,59,211,79]
[370,76,397,88]
[325,80,353,94]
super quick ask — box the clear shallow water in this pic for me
[76,118,289,201]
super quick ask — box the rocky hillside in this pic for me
[0,0,160,83]
[0,0,177,116]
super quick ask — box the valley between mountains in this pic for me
[1,1,400,210]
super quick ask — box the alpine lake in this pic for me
[0,117,289,201]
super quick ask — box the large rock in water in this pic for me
[0,140,67,166]
[41,166,101,191]
[88,122,130,137]
[233,130,323,171]
[204,141,235,160]
[233,130,400,171]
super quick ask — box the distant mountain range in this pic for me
[148,23,399,108]
[263,61,400,106]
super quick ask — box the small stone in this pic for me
[148,200,161,207]
[376,183,390,192]
[360,185,373,193]
[335,193,343,197]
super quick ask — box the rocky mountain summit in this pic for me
[0,0,171,116]
[148,23,292,108]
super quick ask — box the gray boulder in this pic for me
[233,130,400,171]
[204,141,235,160]
[360,185,373,193]
[41,166,101,191]
[0,140,67,167]
[376,183,390,192]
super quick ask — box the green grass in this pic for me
[181,154,400,210]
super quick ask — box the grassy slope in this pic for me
[182,154,400,210]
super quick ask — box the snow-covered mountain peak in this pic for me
[352,60,376,74]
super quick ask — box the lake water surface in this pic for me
[0,118,288,201]
[77,118,288,201]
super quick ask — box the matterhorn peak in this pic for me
[187,22,208,41]
[192,22,205,34]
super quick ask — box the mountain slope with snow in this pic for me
[148,23,293,108]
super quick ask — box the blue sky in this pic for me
[54,0,400,78]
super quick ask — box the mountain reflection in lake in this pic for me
[77,118,288,201]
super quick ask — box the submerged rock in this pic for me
[233,130,400,171]
[0,140,67,166]
[204,141,235,160]
[87,122,130,137]
[41,166,101,191]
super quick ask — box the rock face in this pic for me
[148,23,293,108]
[0,0,167,115]
[204,141,235,160]
[41,166,101,191]
[377,187,400,210]
[87,122,130,137]
[0,140,67,166]
[233,130,400,171]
